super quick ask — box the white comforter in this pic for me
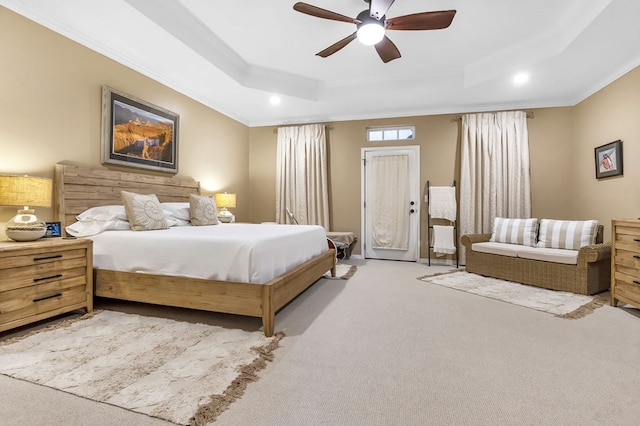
[87,224,328,284]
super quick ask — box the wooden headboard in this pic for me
[54,163,200,230]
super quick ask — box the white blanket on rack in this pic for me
[429,186,457,222]
[432,225,457,256]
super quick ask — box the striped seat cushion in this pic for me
[489,217,538,247]
[536,219,598,250]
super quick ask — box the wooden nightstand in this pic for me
[0,238,93,333]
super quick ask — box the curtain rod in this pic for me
[272,124,334,133]
[451,111,534,122]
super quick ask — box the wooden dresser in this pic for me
[611,219,640,309]
[0,238,93,333]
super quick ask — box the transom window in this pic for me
[367,126,415,142]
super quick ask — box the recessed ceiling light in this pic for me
[269,95,281,105]
[513,72,530,85]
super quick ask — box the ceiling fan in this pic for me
[293,0,456,63]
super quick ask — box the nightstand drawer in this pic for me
[0,277,87,326]
[0,248,87,270]
[0,261,87,293]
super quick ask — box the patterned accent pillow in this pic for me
[489,217,538,247]
[536,219,598,250]
[189,194,219,226]
[121,191,168,231]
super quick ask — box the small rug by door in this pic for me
[418,271,605,318]
[0,310,283,425]
[323,263,357,280]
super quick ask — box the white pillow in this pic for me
[121,191,169,231]
[65,219,130,237]
[536,219,598,250]
[161,202,191,221]
[189,194,219,226]
[489,217,538,247]
[76,205,127,222]
[166,216,190,227]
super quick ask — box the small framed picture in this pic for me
[594,140,623,179]
[44,222,62,238]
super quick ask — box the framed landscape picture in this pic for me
[594,140,623,179]
[101,86,179,173]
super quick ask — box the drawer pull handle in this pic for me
[635,239,640,242]
[34,254,63,261]
[634,256,640,259]
[634,281,640,286]
[33,274,63,282]
[33,293,62,303]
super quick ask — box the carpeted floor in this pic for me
[2,259,640,426]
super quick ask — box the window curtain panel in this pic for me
[275,124,330,229]
[370,154,410,250]
[460,111,531,262]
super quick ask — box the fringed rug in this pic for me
[0,310,283,425]
[323,263,357,280]
[418,271,606,319]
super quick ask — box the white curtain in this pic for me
[275,124,330,229]
[460,111,531,258]
[370,154,410,250]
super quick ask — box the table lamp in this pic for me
[214,192,236,223]
[0,175,53,241]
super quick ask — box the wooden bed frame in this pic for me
[53,163,336,336]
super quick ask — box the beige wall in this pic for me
[572,68,640,241]
[0,7,250,239]
[3,6,637,252]
[248,111,579,258]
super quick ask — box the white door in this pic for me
[361,146,420,261]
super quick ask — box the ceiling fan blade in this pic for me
[316,32,357,58]
[369,0,395,20]
[293,2,358,24]
[374,36,401,63]
[386,10,456,31]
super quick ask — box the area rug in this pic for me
[0,310,283,425]
[418,271,606,319]
[323,263,357,280]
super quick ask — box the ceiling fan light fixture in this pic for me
[357,22,385,45]
[355,9,385,46]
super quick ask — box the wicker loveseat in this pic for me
[461,221,611,295]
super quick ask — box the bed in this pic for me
[53,162,336,336]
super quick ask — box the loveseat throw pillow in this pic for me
[489,217,538,247]
[536,219,598,250]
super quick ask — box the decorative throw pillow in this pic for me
[489,217,538,247]
[189,194,219,226]
[536,219,598,250]
[121,191,168,231]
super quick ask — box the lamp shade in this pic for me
[214,192,236,209]
[0,175,52,207]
